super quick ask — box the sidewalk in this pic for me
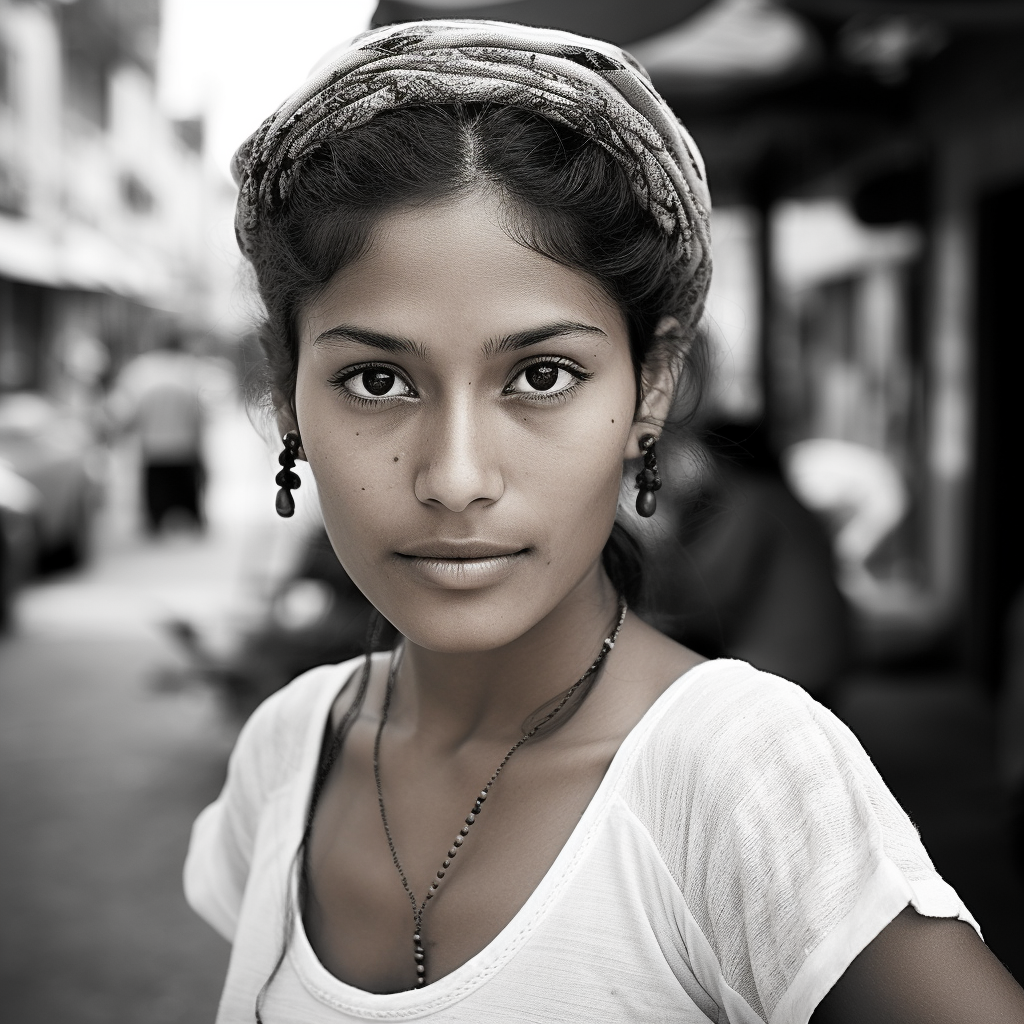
[0,401,309,1023]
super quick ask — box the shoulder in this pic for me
[624,658,906,868]
[183,656,364,940]
[636,658,851,776]
[229,655,366,793]
[622,660,951,1023]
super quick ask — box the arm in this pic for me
[183,684,281,939]
[811,906,1024,1024]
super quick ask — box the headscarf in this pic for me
[232,19,711,311]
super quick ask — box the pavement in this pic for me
[0,402,315,1023]
[1,402,1023,1020]
[0,626,233,1023]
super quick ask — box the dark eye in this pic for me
[334,365,415,402]
[505,360,585,398]
[525,364,558,391]
[363,369,396,396]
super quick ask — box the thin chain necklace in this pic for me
[372,601,628,989]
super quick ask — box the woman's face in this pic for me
[293,190,653,652]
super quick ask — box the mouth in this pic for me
[394,543,530,589]
[397,541,529,561]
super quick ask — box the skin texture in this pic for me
[811,906,1024,1023]
[279,189,1024,1016]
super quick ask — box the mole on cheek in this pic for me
[393,456,399,463]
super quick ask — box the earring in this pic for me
[635,434,661,517]
[275,431,302,518]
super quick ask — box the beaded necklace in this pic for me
[372,601,628,988]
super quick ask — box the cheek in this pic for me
[528,385,635,551]
[293,368,387,569]
[304,437,410,616]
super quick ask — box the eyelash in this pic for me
[328,357,594,407]
[328,363,417,406]
[503,357,594,402]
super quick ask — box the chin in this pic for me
[381,592,545,654]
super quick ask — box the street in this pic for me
[0,537,238,1022]
[0,403,311,1023]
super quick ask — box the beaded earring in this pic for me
[635,434,661,517]
[275,432,302,518]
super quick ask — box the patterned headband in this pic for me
[232,19,712,306]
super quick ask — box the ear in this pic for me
[624,316,681,459]
[273,394,307,461]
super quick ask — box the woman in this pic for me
[184,20,1024,1023]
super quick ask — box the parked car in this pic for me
[0,459,39,629]
[0,392,104,570]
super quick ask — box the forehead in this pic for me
[301,191,626,346]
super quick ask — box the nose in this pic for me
[413,398,503,512]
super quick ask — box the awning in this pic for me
[0,217,61,289]
[0,215,169,298]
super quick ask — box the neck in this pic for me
[387,564,621,751]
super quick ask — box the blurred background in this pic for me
[2,0,1024,1019]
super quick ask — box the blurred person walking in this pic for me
[110,331,209,533]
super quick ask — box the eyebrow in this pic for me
[483,321,607,355]
[313,324,429,359]
[312,320,606,358]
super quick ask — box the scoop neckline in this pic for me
[288,653,721,1019]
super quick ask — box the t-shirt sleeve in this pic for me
[182,696,277,941]
[633,661,980,1024]
[181,663,350,942]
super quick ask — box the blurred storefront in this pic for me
[711,2,1024,693]
[0,0,236,398]
[647,1,1024,691]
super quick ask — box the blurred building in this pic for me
[0,0,234,397]
[629,0,1024,690]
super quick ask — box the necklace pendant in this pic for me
[414,933,426,986]
[373,601,628,998]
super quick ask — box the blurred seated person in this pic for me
[781,436,909,602]
[643,420,851,705]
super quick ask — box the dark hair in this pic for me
[247,102,708,606]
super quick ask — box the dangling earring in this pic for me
[275,431,302,518]
[635,434,661,517]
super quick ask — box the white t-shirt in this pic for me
[184,656,979,1024]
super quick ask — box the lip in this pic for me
[398,539,526,560]
[395,542,529,590]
